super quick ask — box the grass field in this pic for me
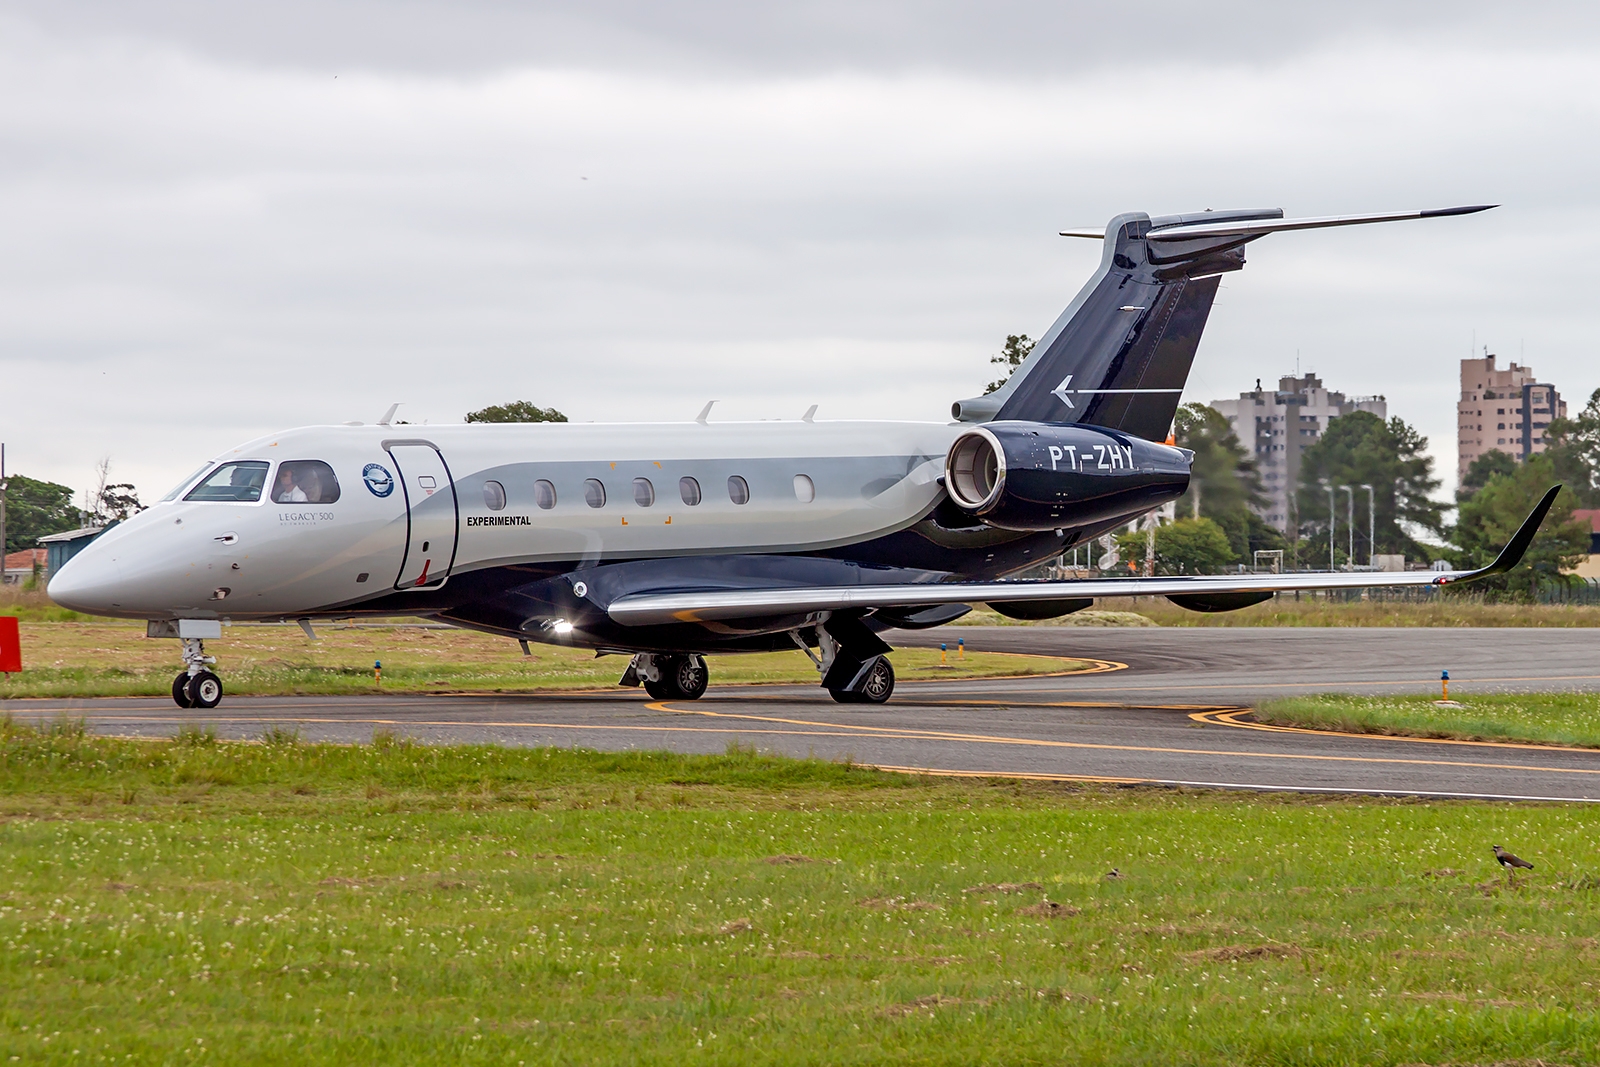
[0,619,1088,699]
[2,720,1599,1065]
[1258,692,1600,749]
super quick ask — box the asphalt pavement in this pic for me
[6,626,1600,801]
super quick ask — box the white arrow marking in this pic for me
[1051,374,1075,409]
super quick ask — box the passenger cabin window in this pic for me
[271,461,341,504]
[483,481,506,511]
[679,476,701,506]
[727,475,750,505]
[584,479,607,508]
[534,479,557,509]
[185,461,270,503]
[633,478,655,507]
[793,474,814,503]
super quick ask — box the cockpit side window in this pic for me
[272,461,342,504]
[161,462,214,502]
[184,461,270,502]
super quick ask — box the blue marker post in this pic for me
[375,659,382,687]
[940,643,947,665]
[1440,670,1448,702]
[957,638,965,660]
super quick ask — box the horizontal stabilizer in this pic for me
[1142,205,1496,243]
[606,486,1556,627]
[1060,205,1495,242]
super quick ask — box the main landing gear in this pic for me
[171,636,224,710]
[620,653,709,701]
[793,613,896,705]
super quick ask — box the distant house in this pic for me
[37,526,110,576]
[3,548,48,586]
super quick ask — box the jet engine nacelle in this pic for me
[943,422,1191,532]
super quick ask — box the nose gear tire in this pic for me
[186,670,224,710]
[172,673,194,709]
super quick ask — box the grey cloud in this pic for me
[3,0,1598,75]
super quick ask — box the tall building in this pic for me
[1456,354,1565,483]
[1211,373,1386,533]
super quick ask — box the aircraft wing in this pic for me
[606,487,1557,628]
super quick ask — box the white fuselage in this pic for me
[48,420,962,621]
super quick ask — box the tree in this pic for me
[97,483,143,523]
[87,458,144,526]
[1542,387,1600,507]
[3,475,79,554]
[1116,517,1235,575]
[1295,411,1444,564]
[1171,403,1281,564]
[465,401,568,424]
[983,334,1034,395]
[1451,453,1589,599]
[1458,449,1518,502]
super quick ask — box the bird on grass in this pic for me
[1493,845,1534,879]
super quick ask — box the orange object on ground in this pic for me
[0,616,20,673]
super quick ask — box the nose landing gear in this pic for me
[171,636,224,709]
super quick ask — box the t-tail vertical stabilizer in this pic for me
[951,205,1495,440]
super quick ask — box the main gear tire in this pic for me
[186,670,224,710]
[643,677,672,700]
[856,656,895,704]
[172,672,194,709]
[667,655,708,700]
[828,656,894,705]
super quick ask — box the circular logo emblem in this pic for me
[363,463,395,498]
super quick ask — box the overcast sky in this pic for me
[2,1,1597,508]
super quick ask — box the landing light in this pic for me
[552,620,574,635]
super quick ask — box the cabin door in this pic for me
[386,442,459,589]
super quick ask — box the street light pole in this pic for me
[1340,486,1354,571]
[1325,481,1336,572]
[0,443,8,577]
[1360,484,1374,567]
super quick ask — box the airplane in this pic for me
[47,203,1557,711]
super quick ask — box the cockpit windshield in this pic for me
[271,461,341,504]
[184,461,270,502]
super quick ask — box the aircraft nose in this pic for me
[47,545,126,615]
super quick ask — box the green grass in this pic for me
[3,720,1600,1064]
[0,587,95,622]
[1257,691,1600,748]
[0,619,1089,699]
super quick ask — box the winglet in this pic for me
[1442,485,1561,584]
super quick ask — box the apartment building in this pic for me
[1211,373,1386,533]
[1457,354,1565,483]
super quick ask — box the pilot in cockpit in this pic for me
[274,466,308,503]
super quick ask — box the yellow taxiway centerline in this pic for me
[642,701,1600,778]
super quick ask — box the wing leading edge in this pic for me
[606,487,1558,628]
